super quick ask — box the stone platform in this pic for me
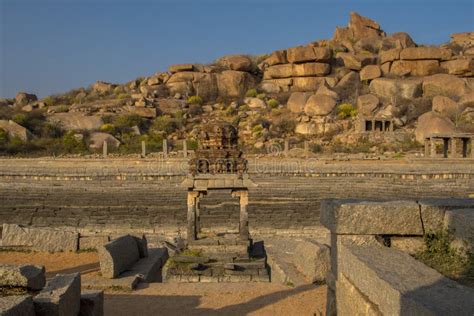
[163,234,270,283]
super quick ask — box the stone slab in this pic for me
[1,224,78,252]
[320,199,423,235]
[0,264,45,290]
[34,273,81,316]
[79,236,110,251]
[338,242,474,315]
[418,199,474,233]
[82,275,140,291]
[79,290,104,316]
[0,295,35,316]
[293,239,330,283]
[390,237,425,255]
[444,209,474,253]
[336,273,380,316]
[98,235,139,279]
[121,248,169,283]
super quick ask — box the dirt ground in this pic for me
[0,251,326,316]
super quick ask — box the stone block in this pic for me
[444,209,474,253]
[98,235,139,278]
[79,290,104,316]
[418,199,474,233]
[79,236,109,251]
[390,237,425,255]
[336,273,380,316]
[1,224,78,252]
[0,264,46,290]
[338,242,474,315]
[34,273,81,316]
[320,199,423,235]
[293,240,330,283]
[0,295,35,316]
[121,248,168,283]
[132,235,148,258]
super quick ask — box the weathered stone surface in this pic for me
[0,120,31,141]
[79,290,104,316]
[98,235,140,278]
[244,97,266,109]
[89,132,120,150]
[335,71,360,90]
[432,95,459,117]
[444,209,474,252]
[132,235,148,258]
[49,113,103,131]
[315,81,338,99]
[217,71,255,98]
[337,52,377,70]
[121,248,168,283]
[287,92,312,113]
[414,111,457,143]
[422,74,470,98]
[0,295,35,316]
[295,122,318,135]
[380,48,401,64]
[0,264,45,290]
[1,224,79,252]
[286,46,316,63]
[418,199,474,233]
[390,60,440,76]
[459,92,474,109]
[336,273,380,316]
[293,240,330,283]
[369,77,422,99]
[79,236,110,251]
[360,65,381,81]
[390,237,425,255]
[217,55,253,72]
[292,77,325,92]
[380,62,390,76]
[92,81,115,94]
[356,94,379,116]
[338,242,474,315]
[384,32,417,49]
[320,199,423,234]
[168,64,194,73]
[304,95,337,116]
[264,50,287,66]
[313,47,332,62]
[400,47,452,60]
[293,63,331,77]
[34,273,81,316]
[124,106,157,118]
[15,92,38,106]
[440,58,474,76]
[264,64,293,78]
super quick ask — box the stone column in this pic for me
[389,120,394,132]
[102,141,108,159]
[430,138,436,158]
[233,190,249,240]
[195,195,201,237]
[443,138,449,158]
[371,120,375,132]
[450,138,459,158]
[187,191,199,241]
[141,140,146,158]
[471,138,474,159]
[163,139,168,159]
[183,140,188,158]
[424,139,430,157]
[284,140,289,157]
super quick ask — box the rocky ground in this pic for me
[0,251,326,315]
[0,12,472,157]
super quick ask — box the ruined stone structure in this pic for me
[355,116,394,133]
[424,133,474,158]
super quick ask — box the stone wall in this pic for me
[0,158,472,239]
[321,199,474,315]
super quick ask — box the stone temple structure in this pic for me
[163,122,268,283]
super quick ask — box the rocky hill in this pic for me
[0,12,473,156]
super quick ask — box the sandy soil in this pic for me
[0,251,326,316]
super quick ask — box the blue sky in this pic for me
[1,0,473,98]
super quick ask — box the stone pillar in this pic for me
[371,120,375,132]
[187,191,199,241]
[163,139,168,159]
[471,138,474,159]
[195,195,201,237]
[461,138,468,158]
[304,141,309,155]
[424,139,430,157]
[284,139,289,157]
[233,190,249,240]
[102,141,107,159]
[389,120,394,132]
[141,140,146,158]
[443,138,449,158]
[430,138,436,158]
[451,138,458,158]
[183,140,188,158]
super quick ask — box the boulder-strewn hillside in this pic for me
[0,12,473,156]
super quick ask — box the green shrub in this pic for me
[0,129,8,144]
[151,116,179,135]
[113,114,146,131]
[310,143,323,153]
[187,96,203,105]
[337,102,357,119]
[12,113,27,125]
[42,96,56,107]
[275,118,296,135]
[62,131,87,154]
[186,139,198,150]
[117,93,129,100]
[245,88,258,98]
[267,99,279,108]
[53,105,69,113]
[100,123,116,133]
[256,93,266,100]
[271,108,282,116]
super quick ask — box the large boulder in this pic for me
[316,81,339,100]
[357,94,380,116]
[263,50,287,66]
[422,74,470,98]
[286,46,331,63]
[380,48,401,64]
[15,92,37,106]
[89,132,120,150]
[0,264,46,290]
[337,52,377,71]
[287,92,312,113]
[0,120,31,141]
[414,111,458,143]
[293,63,331,77]
[217,55,253,72]
[0,295,35,316]
[48,113,103,131]
[264,64,293,79]
[292,77,325,92]
[244,97,266,109]
[390,60,440,76]
[124,106,157,119]
[360,65,381,81]
[304,95,337,116]
[168,63,194,73]
[34,273,81,316]
[440,58,474,76]
[459,92,474,109]
[369,77,422,100]
[400,47,452,61]
[348,12,384,39]
[383,32,416,49]
[98,235,140,278]
[217,71,255,98]
[432,96,460,117]
[92,81,116,94]
[166,72,218,101]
